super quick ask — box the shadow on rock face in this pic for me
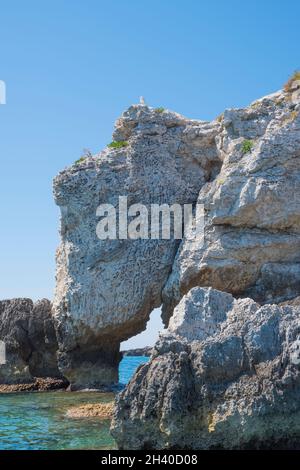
[0,298,63,385]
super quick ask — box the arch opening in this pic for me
[121,307,164,352]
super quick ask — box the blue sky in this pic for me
[0,0,299,347]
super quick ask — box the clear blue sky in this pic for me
[0,0,299,347]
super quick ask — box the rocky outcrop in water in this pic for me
[0,298,63,385]
[122,347,152,357]
[111,287,300,449]
[53,106,221,390]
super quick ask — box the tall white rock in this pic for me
[162,89,300,323]
[53,105,221,389]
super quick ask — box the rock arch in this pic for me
[53,104,221,389]
[53,88,300,390]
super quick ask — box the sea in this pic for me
[0,355,149,450]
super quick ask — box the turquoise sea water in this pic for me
[0,355,149,450]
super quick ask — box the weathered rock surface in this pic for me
[66,402,114,419]
[0,377,68,393]
[111,287,300,449]
[53,105,221,389]
[0,298,62,384]
[162,88,300,323]
[53,83,300,392]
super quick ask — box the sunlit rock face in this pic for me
[53,105,221,390]
[0,298,61,384]
[111,287,300,450]
[53,84,300,391]
[162,89,300,323]
[112,85,300,449]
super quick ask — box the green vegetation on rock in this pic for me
[241,139,254,155]
[284,70,300,93]
[74,156,86,165]
[107,141,128,149]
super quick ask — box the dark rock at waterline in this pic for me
[0,377,69,393]
[122,347,152,357]
[0,298,63,385]
[56,338,122,391]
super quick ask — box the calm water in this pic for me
[0,355,149,450]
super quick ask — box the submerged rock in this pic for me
[0,377,68,393]
[53,105,221,390]
[111,287,300,449]
[0,298,62,385]
[66,402,114,419]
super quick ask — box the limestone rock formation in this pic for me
[0,298,62,384]
[111,287,300,449]
[162,89,300,323]
[53,105,221,389]
[53,84,300,392]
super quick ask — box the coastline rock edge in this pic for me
[111,287,300,450]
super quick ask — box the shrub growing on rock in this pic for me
[107,141,128,149]
[154,107,165,113]
[241,139,254,154]
[74,156,86,165]
[284,70,300,93]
